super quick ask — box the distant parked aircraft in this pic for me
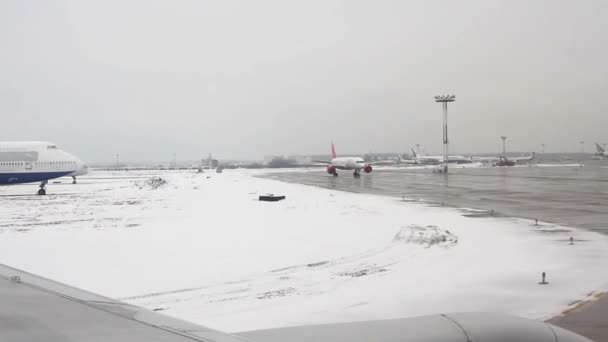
[595,142,607,158]
[410,148,473,165]
[491,153,535,167]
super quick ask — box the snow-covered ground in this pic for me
[0,169,607,333]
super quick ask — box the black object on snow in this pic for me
[259,195,286,202]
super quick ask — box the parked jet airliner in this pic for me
[410,148,473,164]
[595,142,607,158]
[0,141,87,194]
[471,153,535,166]
[315,143,372,177]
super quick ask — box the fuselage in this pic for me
[329,157,367,170]
[414,155,473,165]
[0,141,86,185]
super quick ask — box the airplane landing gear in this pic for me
[38,180,48,196]
[72,176,77,184]
[333,172,338,177]
[353,170,361,178]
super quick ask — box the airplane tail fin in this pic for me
[331,141,337,159]
[531,152,535,160]
[595,142,605,153]
[410,147,417,158]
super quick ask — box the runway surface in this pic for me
[263,163,608,234]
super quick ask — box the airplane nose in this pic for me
[79,161,90,174]
[72,156,89,175]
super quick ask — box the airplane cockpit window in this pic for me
[47,145,57,150]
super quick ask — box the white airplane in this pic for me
[472,153,535,166]
[410,148,473,165]
[595,142,607,158]
[0,141,87,194]
[315,143,372,177]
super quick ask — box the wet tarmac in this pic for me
[263,161,608,234]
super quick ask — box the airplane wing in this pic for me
[312,160,331,164]
[0,262,591,342]
[0,263,249,342]
[238,313,590,342]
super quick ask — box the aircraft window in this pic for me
[47,145,57,149]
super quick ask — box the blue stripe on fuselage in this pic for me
[0,171,72,185]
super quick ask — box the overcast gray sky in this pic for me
[1,0,607,162]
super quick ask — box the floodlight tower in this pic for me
[580,141,585,153]
[541,143,545,154]
[434,94,456,173]
[501,136,508,157]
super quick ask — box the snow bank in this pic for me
[0,169,607,333]
[392,225,458,248]
[139,176,168,189]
